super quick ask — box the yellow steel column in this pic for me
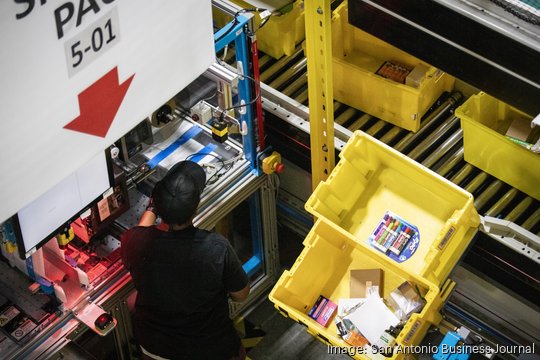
[305,0,335,190]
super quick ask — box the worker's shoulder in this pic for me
[121,226,157,242]
[125,225,156,235]
[193,228,231,248]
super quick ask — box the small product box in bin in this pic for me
[368,211,420,263]
[308,295,337,327]
[350,269,382,297]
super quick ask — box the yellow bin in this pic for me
[305,131,480,286]
[331,3,454,132]
[269,219,452,360]
[455,92,540,201]
[255,0,305,60]
[269,131,480,358]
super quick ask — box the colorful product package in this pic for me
[308,295,337,327]
[368,211,420,262]
[335,317,369,347]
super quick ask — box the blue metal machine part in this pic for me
[214,14,259,174]
[433,330,470,360]
[214,15,263,277]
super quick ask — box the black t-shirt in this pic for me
[121,226,248,360]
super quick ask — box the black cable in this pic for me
[247,9,272,35]
[185,153,225,186]
[220,85,261,121]
[214,15,239,43]
[214,57,261,122]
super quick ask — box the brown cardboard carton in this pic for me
[506,116,531,142]
[350,269,383,297]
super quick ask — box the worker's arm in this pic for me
[229,284,250,302]
[138,210,157,227]
[223,239,250,302]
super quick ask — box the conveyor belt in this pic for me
[248,47,540,236]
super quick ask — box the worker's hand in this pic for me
[145,197,156,215]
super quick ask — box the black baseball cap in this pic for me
[152,161,206,225]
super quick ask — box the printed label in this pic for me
[0,307,20,327]
[438,226,455,250]
[403,320,421,344]
[64,8,120,77]
[11,319,37,340]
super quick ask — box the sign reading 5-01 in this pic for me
[65,8,120,76]
[14,0,120,76]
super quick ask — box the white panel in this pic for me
[17,151,109,253]
[76,151,110,202]
[18,174,81,253]
[0,0,214,222]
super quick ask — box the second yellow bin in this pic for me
[269,219,449,360]
[331,3,454,132]
[305,131,480,286]
[455,92,540,201]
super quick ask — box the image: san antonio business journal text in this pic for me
[328,343,536,356]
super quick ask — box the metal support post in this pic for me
[305,0,335,189]
[242,192,263,277]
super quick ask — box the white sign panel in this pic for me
[0,0,214,223]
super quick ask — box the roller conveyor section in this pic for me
[433,146,464,177]
[280,73,307,98]
[267,58,307,90]
[253,46,540,237]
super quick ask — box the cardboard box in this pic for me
[350,269,383,297]
[387,281,425,321]
[505,116,532,142]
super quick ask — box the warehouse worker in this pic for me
[121,161,250,360]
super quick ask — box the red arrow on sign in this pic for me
[64,66,135,137]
